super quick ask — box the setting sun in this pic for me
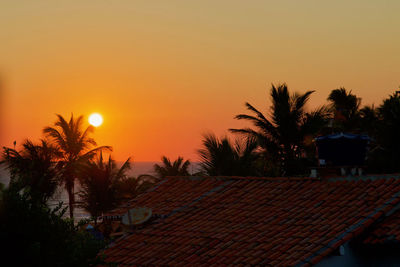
[88,113,103,127]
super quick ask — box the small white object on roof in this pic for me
[339,245,345,256]
[310,169,318,178]
[121,207,152,226]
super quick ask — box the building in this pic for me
[101,175,400,266]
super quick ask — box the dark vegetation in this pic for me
[198,133,260,176]
[230,84,329,176]
[210,84,400,176]
[154,156,191,178]
[43,114,111,218]
[1,84,399,265]
[77,153,131,224]
[0,187,105,266]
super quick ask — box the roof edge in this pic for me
[296,190,400,266]
[165,175,320,182]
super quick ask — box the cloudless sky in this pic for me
[1,0,399,161]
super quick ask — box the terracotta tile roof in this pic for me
[101,176,400,266]
[364,208,400,245]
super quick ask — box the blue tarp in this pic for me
[315,133,371,141]
[315,133,370,166]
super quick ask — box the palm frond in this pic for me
[116,157,131,180]
[43,127,68,152]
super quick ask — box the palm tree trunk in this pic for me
[66,182,75,218]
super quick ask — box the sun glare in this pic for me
[89,113,103,127]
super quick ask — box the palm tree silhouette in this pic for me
[78,153,130,224]
[43,114,111,218]
[1,139,62,205]
[154,156,190,178]
[327,88,361,131]
[230,83,328,175]
[376,91,400,172]
[197,133,259,176]
[116,174,161,201]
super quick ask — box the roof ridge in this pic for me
[167,175,400,182]
[165,176,320,181]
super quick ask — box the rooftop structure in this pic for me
[101,175,400,266]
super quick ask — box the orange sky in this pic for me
[1,1,399,161]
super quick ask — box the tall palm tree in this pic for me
[327,88,361,131]
[1,139,62,205]
[43,114,111,218]
[197,133,260,176]
[153,156,191,178]
[230,83,328,176]
[78,154,130,224]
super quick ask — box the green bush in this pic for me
[0,188,106,267]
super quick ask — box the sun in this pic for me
[88,113,103,127]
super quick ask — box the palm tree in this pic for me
[376,91,400,172]
[1,139,62,205]
[197,133,260,176]
[359,105,378,136]
[154,156,191,178]
[43,114,111,218]
[78,154,130,224]
[230,83,328,176]
[115,174,161,201]
[327,88,361,131]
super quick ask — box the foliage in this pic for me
[43,114,111,218]
[373,91,400,172]
[154,156,191,178]
[116,174,161,200]
[327,88,362,132]
[78,154,130,222]
[230,83,329,176]
[198,133,260,176]
[328,88,361,119]
[359,105,379,136]
[1,139,62,205]
[0,187,106,267]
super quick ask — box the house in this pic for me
[100,175,400,266]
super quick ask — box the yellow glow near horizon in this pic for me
[89,113,103,127]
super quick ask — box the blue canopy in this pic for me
[315,133,370,166]
[315,133,371,141]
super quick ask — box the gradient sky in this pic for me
[1,0,399,161]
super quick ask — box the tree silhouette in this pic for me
[78,153,130,223]
[359,105,378,136]
[376,91,400,172]
[154,156,190,178]
[0,186,105,266]
[197,133,259,176]
[230,83,328,175]
[327,88,361,131]
[1,139,62,205]
[43,114,111,218]
[116,174,161,201]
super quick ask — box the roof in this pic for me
[101,176,400,266]
[364,209,400,245]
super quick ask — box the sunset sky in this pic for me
[1,1,399,162]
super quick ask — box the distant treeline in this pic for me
[199,84,400,177]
